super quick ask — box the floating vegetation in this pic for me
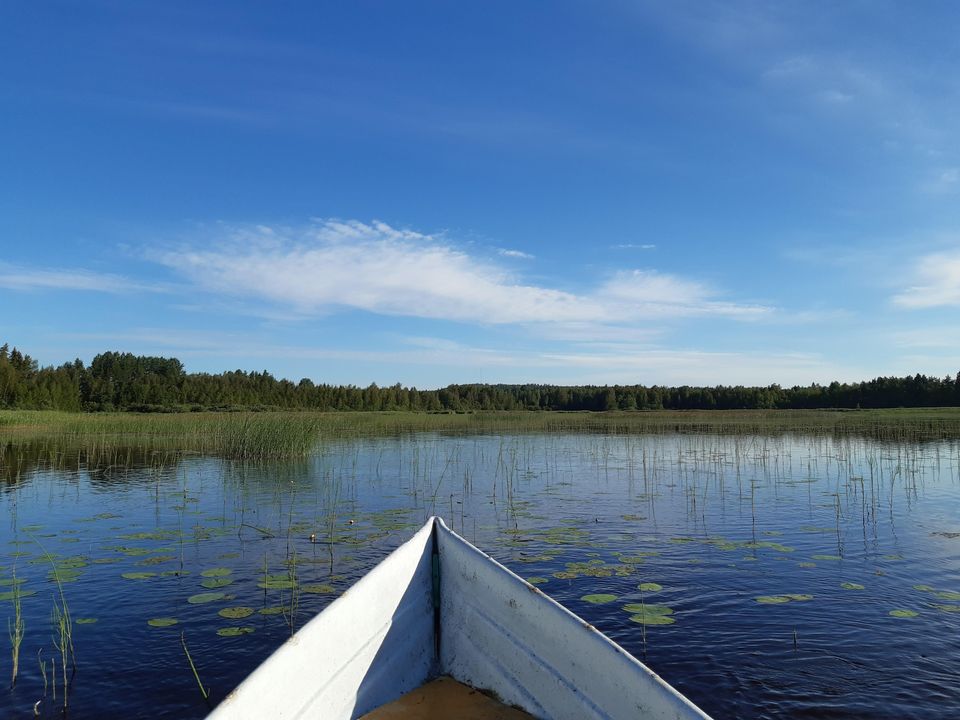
[137,555,176,566]
[258,577,297,590]
[75,618,98,624]
[935,591,960,601]
[187,592,226,604]
[259,606,285,616]
[913,585,934,592]
[931,604,960,613]
[638,583,662,592]
[798,562,816,568]
[200,568,233,578]
[784,594,813,601]
[889,609,918,618]
[526,577,548,585]
[811,555,841,561]
[121,572,156,580]
[1,589,36,600]
[581,594,617,604]
[161,570,190,577]
[218,553,240,560]
[755,595,791,604]
[883,554,904,561]
[201,577,234,589]
[218,607,254,620]
[623,604,675,626]
[841,582,865,590]
[120,531,177,541]
[217,626,255,637]
[301,583,336,594]
[0,577,25,586]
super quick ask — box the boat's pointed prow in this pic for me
[207,516,711,720]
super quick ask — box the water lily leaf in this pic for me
[622,603,673,615]
[526,577,548,585]
[889,609,918,618]
[301,583,336,594]
[0,578,26,586]
[0,589,36,600]
[217,626,255,637]
[259,606,285,615]
[913,584,934,592]
[931,603,960,613]
[200,568,233,578]
[581,594,617,604]
[841,582,865,590]
[798,562,816,568]
[628,613,675,625]
[201,578,234,589]
[811,555,841,561]
[121,572,156,580]
[784,594,813,601]
[218,607,254,619]
[187,592,225,604]
[75,618,98,624]
[755,595,791,604]
[258,579,297,590]
[137,555,176,566]
[148,618,178,627]
[638,583,662,592]
[934,591,960,601]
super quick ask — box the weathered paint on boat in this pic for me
[206,518,711,720]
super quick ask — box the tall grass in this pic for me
[8,566,24,687]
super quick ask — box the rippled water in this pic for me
[1,432,959,719]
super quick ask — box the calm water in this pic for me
[1,432,959,719]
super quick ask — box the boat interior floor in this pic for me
[359,676,535,720]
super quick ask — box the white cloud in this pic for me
[892,251,960,308]
[497,248,534,259]
[0,263,162,294]
[612,243,656,250]
[154,220,769,326]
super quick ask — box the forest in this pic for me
[1,342,959,413]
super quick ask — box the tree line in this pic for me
[2,342,959,413]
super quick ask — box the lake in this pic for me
[1,430,959,718]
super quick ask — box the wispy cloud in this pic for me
[612,243,656,250]
[0,263,163,294]
[497,248,534,259]
[892,250,960,308]
[152,219,770,327]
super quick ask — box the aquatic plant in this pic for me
[180,632,209,700]
[581,594,617,604]
[8,566,23,686]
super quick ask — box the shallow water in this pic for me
[1,432,959,719]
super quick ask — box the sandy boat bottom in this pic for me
[360,676,534,720]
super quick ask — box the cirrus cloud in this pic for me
[152,219,770,326]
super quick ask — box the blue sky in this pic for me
[2,1,960,387]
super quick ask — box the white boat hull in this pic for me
[207,517,711,720]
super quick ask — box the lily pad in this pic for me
[934,591,960,601]
[217,626,255,637]
[148,617,179,627]
[201,568,233,578]
[581,594,617,604]
[187,592,226,604]
[629,612,675,625]
[889,609,918,618]
[0,589,36,600]
[913,584,934,592]
[258,579,297,590]
[201,578,234,589]
[121,572,156,580]
[622,603,673,615]
[784,594,813,601]
[301,583,336,594]
[932,604,960,613]
[755,595,791,604]
[526,577,548,585]
[259,606,285,615]
[798,562,816,568]
[638,583,663,592]
[75,618,98,624]
[218,607,255,619]
[137,555,176,566]
[811,555,841,561]
[841,582,865,590]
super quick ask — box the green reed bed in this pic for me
[1,409,960,474]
